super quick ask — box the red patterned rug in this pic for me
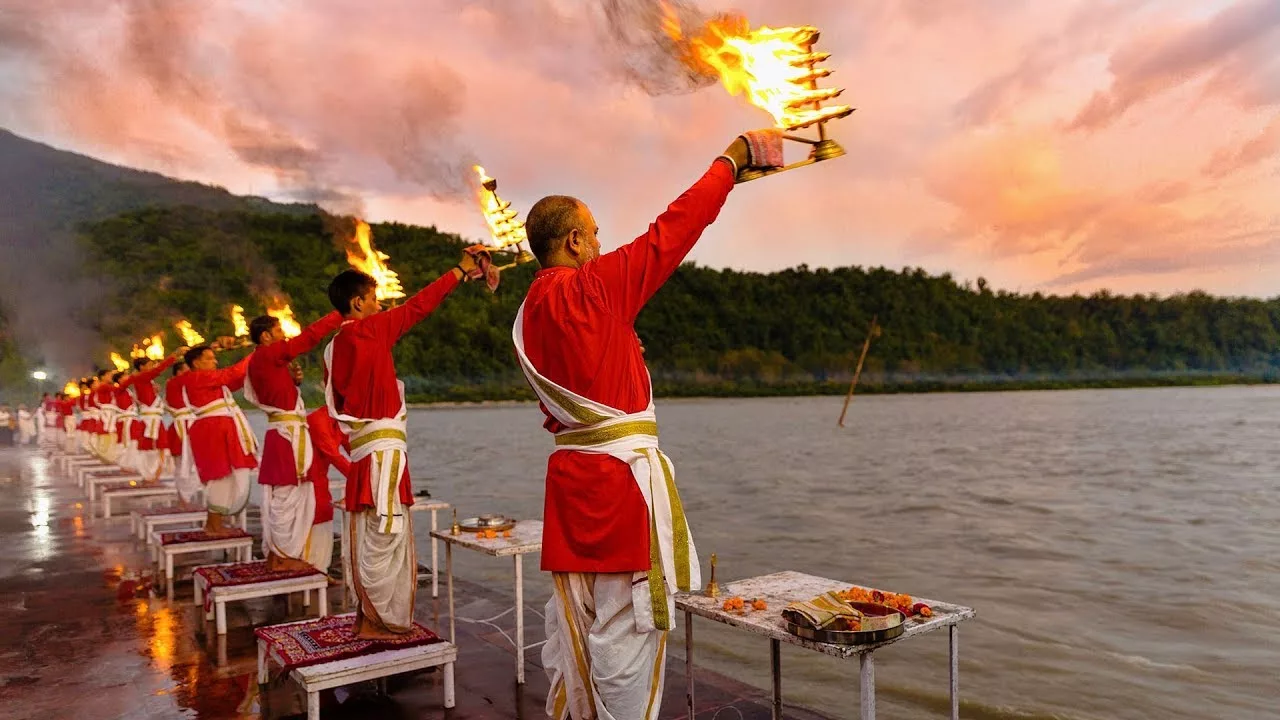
[193,561,323,612]
[255,613,444,673]
[160,528,251,545]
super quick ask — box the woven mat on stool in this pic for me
[102,480,167,493]
[160,528,251,545]
[193,561,323,611]
[255,613,444,673]
[137,505,201,517]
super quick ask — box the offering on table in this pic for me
[721,596,769,614]
[839,586,932,617]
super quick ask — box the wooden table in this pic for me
[677,570,975,720]
[86,470,143,501]
[256,612,457,720]
[193,561,330,635]
[102,483,177,518]
[429,519,544,685]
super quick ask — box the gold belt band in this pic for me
[350,428,407,450]
[267,413,305,424]
[554,420,659,447]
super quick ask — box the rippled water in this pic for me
[256,386,1280,719]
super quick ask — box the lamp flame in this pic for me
[63,381,81,398]
[109,352,130,372]
[267,304,302,339]
[344,220,406,301]
[231,305,249,338]
[144,334,165,361]
[473,165,528,250]
[175,320,205,346]
[661,6,852,131]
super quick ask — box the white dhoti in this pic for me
[513,304,698,719]
[324,340,417,631]
[205,468,251,516]
[544,573,668,720]
[348,509,415,631]
[306,520,334,572]
[261,482,318,561]
[17,413,36,445]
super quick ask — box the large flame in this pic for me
[63,381,81,398]
[662,7,851,131]
[230,304,249,337]
[109,352,130,372]
[345,220,406,301]
[175,320,205,346]
[130,344,146,360]
[267,304,302,339]
[144,334,165,361]
[473,165,528,250]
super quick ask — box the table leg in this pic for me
[444,661,456,709]
[431,508,439,598]
[859,652,875,720]
[515,553,525,685]
[771,638,782,720]
[685,610,695,720]
[949,624,959,720]
[447,543,455,643]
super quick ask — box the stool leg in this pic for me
[431,508,439,598]
[303,589,311,608]
[318,588,328,618]
[216,601,227,635]
[257,642,267,683]
[444,661,456,709]
[307,691,319,720]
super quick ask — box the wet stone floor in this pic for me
[0,446,828,719]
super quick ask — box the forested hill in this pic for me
[64,205,1280,403]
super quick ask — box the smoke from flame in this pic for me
[231,305,249,337]
[342,219,406,301]
[175,320,205,346]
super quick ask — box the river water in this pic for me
[259,386,1280,719]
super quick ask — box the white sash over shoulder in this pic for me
[244,373,313,481]
[184,385,258,457]
[512,303,699,632]
[324,338,411,535]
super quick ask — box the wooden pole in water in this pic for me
[837,315,879,428]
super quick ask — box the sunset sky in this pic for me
[1,0,1277,297]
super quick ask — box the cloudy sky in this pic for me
[1,0,1277,297]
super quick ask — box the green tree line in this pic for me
[5,205,1279,404]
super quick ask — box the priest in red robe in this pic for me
[324,248,479,639]
[163,361,199,504]
[245,310,343,572]
[515,131,780,720]
[184,342,256,535]
[124,351,183,480]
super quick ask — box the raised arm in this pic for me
[310,409,352,477]
[279,311,344,361]
[590,158,735,322]
[186,353,253,392]
[369,269,463,344]
[132,355,180,386]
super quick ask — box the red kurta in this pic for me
[76,395,90,432]
[163,373,190,457]
[249,311,343,487]
[521,159,734,573]
[186,354,256,482]
[94,384,115,435]
[113,385,133,443]
[124,357,179,450]
[306,407,351,526]
[327,272,460,511]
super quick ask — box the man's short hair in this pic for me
[526,195,584,265]
[328,270,377,314]
[132,357,149,371]
[110,371,125,383]
[172,362,186,377]
[184,344,211,368]
[250,315,280,344]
